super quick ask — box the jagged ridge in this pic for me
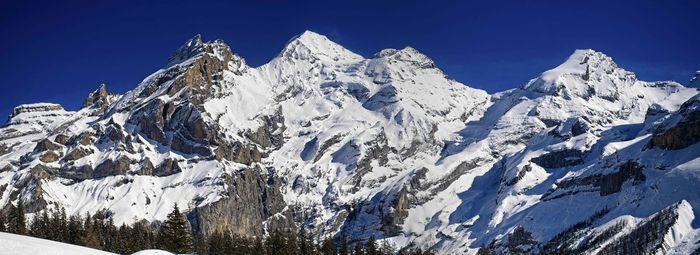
[0,31,699,255]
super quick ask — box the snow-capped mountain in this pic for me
[1,31,698,254]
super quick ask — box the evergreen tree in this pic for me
[353,243,365,255]
[379,239,395,255]
[206,231,224,255]
[7,202,26,235]
[56,208,68,242]
[339,234,350,255]
[253,235,265,255]
[221,230,235,254]
[298,228,313,255]
[81,213,101,249]
[265,230,287,255]
[157,203,193,253]
[0,209,6,232]
[193,233,208,255]
[320,236,337,255]
[66,215,83,244]
[284,230,299,255]
[102,217,118,252]
[0,204,444,255]
[29,210,49,239]
[365,236,379,255]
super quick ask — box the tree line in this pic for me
[1,202,435,255]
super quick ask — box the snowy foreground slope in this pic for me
[0,232,117,255]
[0,31,699,254]
[0,232,175,255]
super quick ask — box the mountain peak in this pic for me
[166,34,206,67]
[278,30,363,63]
[523,49,636,99]
[82,83,113,115]
[295,30,328,42]
[164,34,242,70]
[373,46,436,69]
[10,103,65,118]
[540,49,617,82]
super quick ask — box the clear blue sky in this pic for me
[0,0,698,118]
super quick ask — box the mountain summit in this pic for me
[0,31,699,254]
[278,30,363,62]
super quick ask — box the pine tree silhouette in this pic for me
[7,202,26,234]
[339,234,350,255]
[157,203,193,253]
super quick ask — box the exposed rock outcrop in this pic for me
[82,84,113,115]
[531,149,585,169]
[33,139,61,152]
[545,160,645,199]
[648,111,700,150]
[93,156,132,179]
[188,167,293,236]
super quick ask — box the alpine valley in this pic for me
[1,31,699,254]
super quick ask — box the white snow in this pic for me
[0,232,117,255]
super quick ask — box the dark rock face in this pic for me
[153,158,182,177]
[545,160,645,199]
[505,226,538,254]
[82,84,111,115]
[130,99,169,144]
[214,141,262,165]
[599,161,646,196]
[599,202,681,254]
[0,144,12,157]
[531,149,585,169]
[34,139,61,152]
[648,111,700,150]
[93,156,132,179]
[188,167,293,236]
[571,119,590,137]
[348,132,392,190]
[22,165,55,212]
[30,164,57,180]
[380,186,409,236]
[123,40,264,166]
[39,151,60,163]
[54,134,69,145]
[363,85,399,111]
[10,104,64,118]
[245,108,286,150]
[313,133,345,162]
[59,164,94,181]
[64,147,93,161]
[541,208,610,254]
[504,164,532,186]
[140,160,154,176]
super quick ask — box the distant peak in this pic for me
[373,46,435,69]
[167,34,206,66]
[165,34,241,68]
[186,34,204,48]
[565,49,611,65]
[10,103,64,118]
[532,49,622,82]
[278,30,363,62]
[295,30,327,42]
[524,49,636,99]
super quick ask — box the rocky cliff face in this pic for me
[0,31,699,254]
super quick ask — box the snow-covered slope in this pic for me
[0,31,698,254]
[0,232,117,255]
